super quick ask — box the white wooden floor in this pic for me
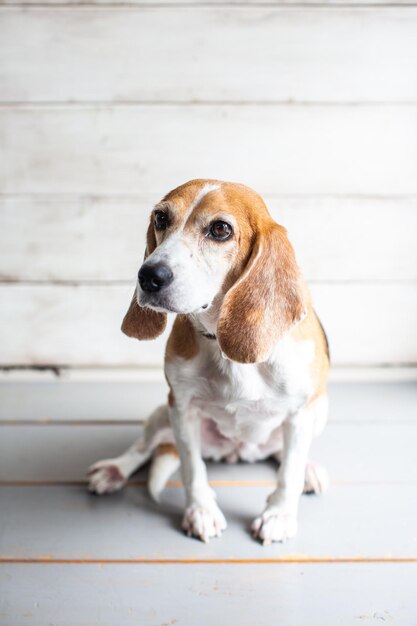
[1,380,416,625]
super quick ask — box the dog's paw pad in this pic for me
[182,502,227,543]
[87,461,126,494]
[303,462,329,494]
[251,508,297,545]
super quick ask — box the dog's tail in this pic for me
[148,443,181,502]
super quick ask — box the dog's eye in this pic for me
[209,221,233,241]
[154,210,169,231]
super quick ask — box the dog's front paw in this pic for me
[251,507,298,545]
[182,501,227,543]
[87,459,127,494]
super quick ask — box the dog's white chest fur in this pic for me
[177,335,316,456]
[197,361,278,444]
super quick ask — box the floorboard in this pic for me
[1,381,416,423]
[1,381,416,624]
[1,423,416,483]
[2,563,417,626]
[1,484,416,561]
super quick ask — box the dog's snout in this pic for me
[138,263,174,293]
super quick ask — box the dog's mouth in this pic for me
[137,290,209,315]
[137,291,177,313]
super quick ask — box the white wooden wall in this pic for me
[1,1,416,371]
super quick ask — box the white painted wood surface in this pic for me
[2,563,416,626]
[2,195,416,282]
[0,1,416,370]
[1,105,416,196]
[1,283,416,366]
[1,382,416,622]
[3,0,417,4]
[2,423,417,482]
[1,8,417,103]
[1,380,416,423]
[2,482,417,559]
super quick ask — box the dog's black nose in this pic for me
[138,263,174,293]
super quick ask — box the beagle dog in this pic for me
[88,179,330,544]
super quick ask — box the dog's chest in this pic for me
[202,368,280,444]
[192,338,314,445]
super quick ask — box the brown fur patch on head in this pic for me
[121,219,167,340]
[162,179,222,208]
[165,315,199,361]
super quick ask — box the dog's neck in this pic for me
[190,294,224,340]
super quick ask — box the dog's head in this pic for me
[122,179,306,363]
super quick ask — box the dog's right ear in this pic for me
[121,220,167,340]
[121,288,167,340]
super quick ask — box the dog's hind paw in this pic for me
[87,460,127,494]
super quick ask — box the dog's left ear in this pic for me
[121,221,167,340]
[217,223,306,364]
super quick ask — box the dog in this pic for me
[88,179,330,544]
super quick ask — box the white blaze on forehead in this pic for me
[184,183,221,222]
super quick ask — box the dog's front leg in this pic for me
[252,404,315,545]
[170,401,227,542]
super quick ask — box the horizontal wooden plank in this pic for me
[1,483,416,559]
[2,195,416,281]
[328,381,417,422]
[1,422,416,482]
[0,380,166,422]
[2,365,417,382]
[1,8,417,103]
[1,563,416,626]
[3,0,417,5]
[1,283,416,366]
[0,284,171,367]
[1,106,416,195]
[1,380,416,423]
